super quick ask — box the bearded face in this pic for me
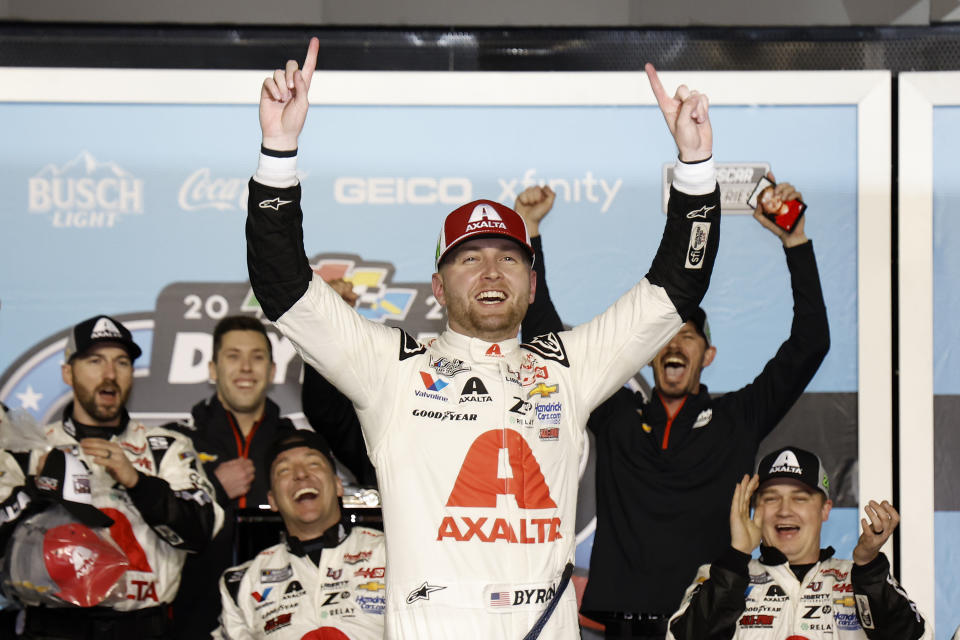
[63,344,133,426]
[651,321,714,399]
[432,237,535,343]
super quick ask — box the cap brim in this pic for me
[758,474,827,497]
[69,338,142,362]
[436,232,535,268]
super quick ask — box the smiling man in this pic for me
[214,429,385,639]
[245,39,720,639]
[0,315,221,639]
[171,315,298,639]
[515,177,831,638]
[666,446,931,640]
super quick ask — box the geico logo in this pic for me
[715,167,758,183]
[410,410,478,421]
[334,177,472,205]
[437,516,562,543]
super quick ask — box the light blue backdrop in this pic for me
[933,105,960,640]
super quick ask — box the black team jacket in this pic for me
[521,235,830,618]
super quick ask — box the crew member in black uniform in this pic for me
[516,176,830,639]
[171,315,297,639]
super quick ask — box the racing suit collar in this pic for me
[435,326,519,363]
[61,401,131,441]
[759,544,836,566]
[286,517,352,563]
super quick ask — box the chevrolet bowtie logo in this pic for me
[358,581,386,592]
[259,197,292,211]
[527,383,558,398]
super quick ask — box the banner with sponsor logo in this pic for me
[0,69,890,621]
[899,72,960,640]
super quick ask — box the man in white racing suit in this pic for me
[246,38,720,639]
[0,315,223,639]
[215,429,385,640]
[667,446,931,640]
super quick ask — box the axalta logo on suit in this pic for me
[437,428,561,544]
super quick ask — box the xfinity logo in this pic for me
[334,177,471,205]
[497,169,623,213]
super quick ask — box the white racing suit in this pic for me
[667,546,932,639]
[215,525,386,640]
[0,406,223,610]
[245,152,720,639]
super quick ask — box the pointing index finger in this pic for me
[645,63,673,112]
[301,37,320,90]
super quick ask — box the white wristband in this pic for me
[672,157,716,196]
[254,152,298,189]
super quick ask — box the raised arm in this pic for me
[643,63,719,321]
[246,40,401,451]
[247,39,319,322]
[728,175,830,439]
[515,186,565,341]
[561,66,720,414]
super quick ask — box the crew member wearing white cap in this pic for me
[245,38,721,639]
[0,315,222,639]
[667,446,931,639]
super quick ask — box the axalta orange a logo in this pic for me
[437,429,561,544]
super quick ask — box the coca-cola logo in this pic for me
[177,168,248,212]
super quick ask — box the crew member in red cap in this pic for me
[245,38,720,639]
[0,315,222,639]
[667,446,931,640]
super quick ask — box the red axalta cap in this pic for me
[435,200,534,269]
[43,522,129,607]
